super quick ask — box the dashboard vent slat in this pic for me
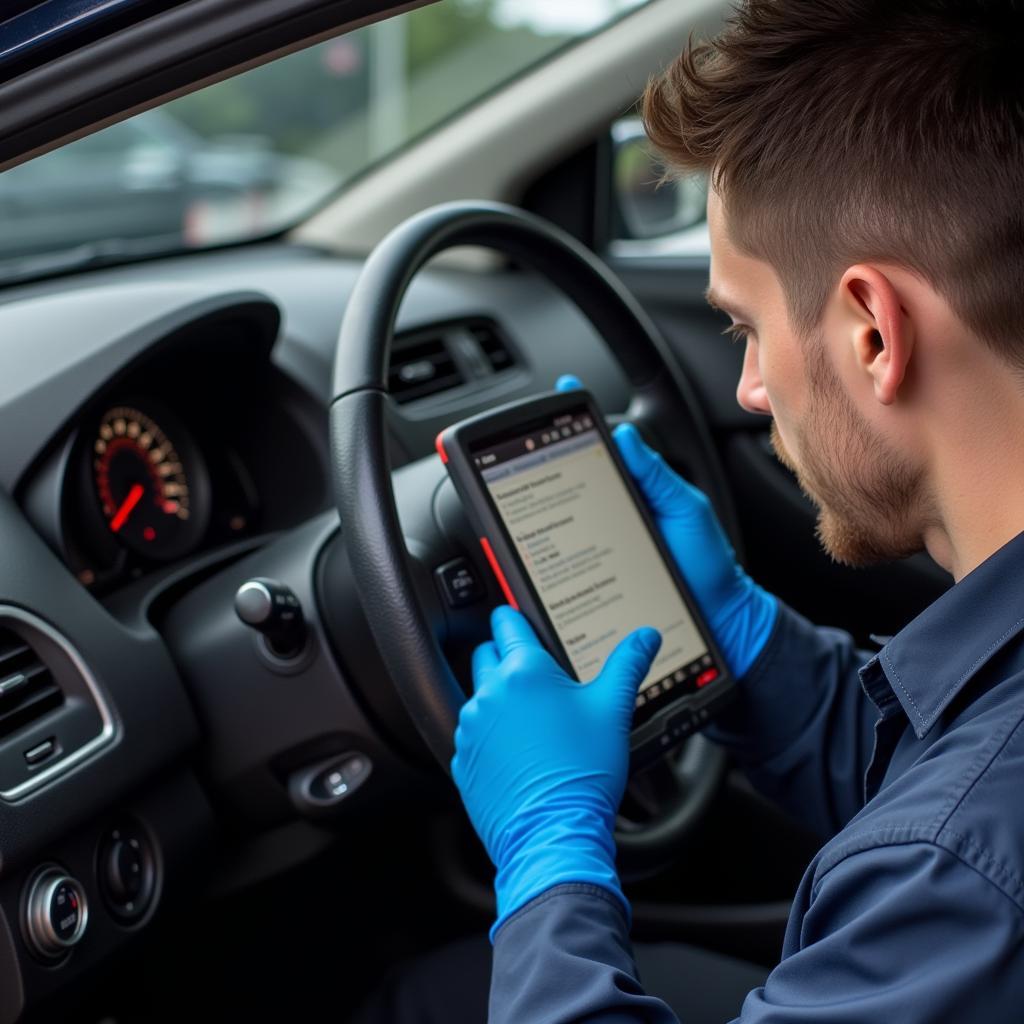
[0,638,33,677]
[468,320,516,372]
[388,319,516,405]
[388,334,465,404]
[0,625,64,742]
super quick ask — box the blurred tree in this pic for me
[166,34,370,153]
[161,0,570,188]
[406,0,496,74]
[167,2,500,154]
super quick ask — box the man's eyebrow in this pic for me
[704,286,752,323]
[704,285,722,310]
[704,284,753,315]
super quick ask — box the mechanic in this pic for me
[354,1,1024,1021]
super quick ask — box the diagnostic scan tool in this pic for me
[438,390,735,768]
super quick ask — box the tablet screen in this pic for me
[471,405,722,723]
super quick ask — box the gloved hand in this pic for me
[556,374,778,678]
[452,605,661,939]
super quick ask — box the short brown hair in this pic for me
[644,1,1024,367]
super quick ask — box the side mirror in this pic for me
[612,118,707,240]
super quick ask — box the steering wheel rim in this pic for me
[330,200,731,861]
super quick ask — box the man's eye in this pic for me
[722,324,753,345]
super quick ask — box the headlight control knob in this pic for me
[98,821,158,922]
[234,578,307,658]
[23,868,88,958]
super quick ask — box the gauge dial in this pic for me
[92,406,206,560]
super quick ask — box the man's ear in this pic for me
[839,265,912,406]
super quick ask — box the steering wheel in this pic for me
[330,201,732,867]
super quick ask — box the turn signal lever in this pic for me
[234,578,307,658]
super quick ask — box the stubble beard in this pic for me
[769,338,929,567]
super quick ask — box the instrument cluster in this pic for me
[92,404,207,560]
[62,397,261,592]
[16,301,328,598]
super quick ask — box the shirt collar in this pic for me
[871,530,1024,739]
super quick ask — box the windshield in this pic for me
[0,0,648,277]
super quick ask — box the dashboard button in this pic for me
[24,867,88,958]
[234,577,307,658]
[310,754,371,802]
[98,822,157,922]
[104,837,144,903]
[434,558,484,608]
[288,752,373,815]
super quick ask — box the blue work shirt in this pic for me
[490,531,1024,1022]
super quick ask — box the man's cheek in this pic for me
[769,420,798,473]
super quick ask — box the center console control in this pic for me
[98,821,158,923]
[234,577,307,658]
[22,867,88,959]
[288,751,372,815]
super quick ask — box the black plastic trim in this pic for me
[0,0,432,170]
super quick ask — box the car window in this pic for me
[0,0,650,275]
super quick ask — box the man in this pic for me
[448,1,1024,1021]
[353,1,1024,1020]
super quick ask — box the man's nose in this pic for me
[736,338,771,416]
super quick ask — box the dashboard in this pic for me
[3,243,635,599]
[0,239,638,1022]
[19,300,327,596]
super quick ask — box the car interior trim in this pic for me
[0,0,432,171]
[0,605,116,802]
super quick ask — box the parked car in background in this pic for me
[0,107,335,266]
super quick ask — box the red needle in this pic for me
[109,483,145,533]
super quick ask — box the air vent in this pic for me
[388,334,465,403]
[467,319,516,372]
[0,607,114,800]
[0,625,63,740]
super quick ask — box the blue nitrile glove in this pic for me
[451,605,662,939]
[555,374,778,678]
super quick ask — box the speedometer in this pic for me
[92,406,207,560]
